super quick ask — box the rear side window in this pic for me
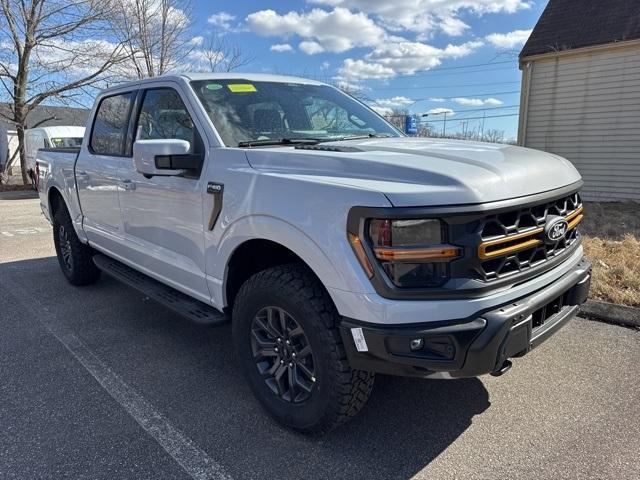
[90,92,135,156]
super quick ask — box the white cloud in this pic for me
[336,58,396,81]
[308,0,531,37]
[370,105,394,116]
[336,39,482,81]
[334,80,370,94]
[374,96,414,108]
[189,36,204,46]
[207,11,236,30]
[426,107,455,116]
[299,41,325,55]
[246,8,386,53]
[429,97,446,102]
[486,29,532,49]
[453,97,504,106]
[484,97,504,106]
[321,61,330,70]
[270,43,294,52]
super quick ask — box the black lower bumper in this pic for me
[340,257,592,378]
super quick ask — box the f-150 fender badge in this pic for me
[207,182,224,230]
[544,216,569,243]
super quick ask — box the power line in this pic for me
[372,80,520,94]
[422,104,520,114]
[384,65,518,81]
[412,89,521,98]
[421,113,520,123]
[411,59,514,73]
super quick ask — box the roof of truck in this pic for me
[101,73,325,95]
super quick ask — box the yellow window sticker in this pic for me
[227,84,257,93]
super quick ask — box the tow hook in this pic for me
[491,360,513,377]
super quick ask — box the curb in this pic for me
[0,190,38,200]
[580,300,640,330]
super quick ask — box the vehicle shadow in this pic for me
[2,256,491,480]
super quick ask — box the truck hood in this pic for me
[244,137,582,206]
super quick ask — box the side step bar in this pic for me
[93,254,228,326]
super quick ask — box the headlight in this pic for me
[354,218,460,288]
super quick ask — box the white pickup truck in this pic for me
[37,73,591,434]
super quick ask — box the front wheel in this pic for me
[52,203,101,286]
[232,264,374,434]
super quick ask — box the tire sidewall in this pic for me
[233,280,341,431]
[52,212,75,280]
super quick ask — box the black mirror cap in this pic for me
[155,153,204,171]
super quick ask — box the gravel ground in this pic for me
[1,195,639,480]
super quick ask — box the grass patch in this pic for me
[581,202,640,307]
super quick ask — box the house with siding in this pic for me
[518,0,640,201]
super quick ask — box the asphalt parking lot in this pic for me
[1,191,639,480]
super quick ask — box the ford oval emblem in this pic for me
[545,216,569,243]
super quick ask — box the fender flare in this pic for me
[212,214,370,307]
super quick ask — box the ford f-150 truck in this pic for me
[37,73,591,434]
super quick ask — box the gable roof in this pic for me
[520,0,640,58]
[0,103,89,132]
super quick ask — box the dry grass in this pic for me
[581,202,640,307]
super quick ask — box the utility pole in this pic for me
[443,112,448,136]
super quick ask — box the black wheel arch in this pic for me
[224,238,323,312]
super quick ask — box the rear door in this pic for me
[76,90,136,250]
[117,83,210,302]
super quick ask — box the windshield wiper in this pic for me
[237,138,321,148]
[327,133,395,142]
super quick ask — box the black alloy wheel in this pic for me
[58,224,74,274]
[251,306,316,403]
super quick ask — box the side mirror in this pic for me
[133,139,203,177]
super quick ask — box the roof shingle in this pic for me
[520,0,640,58]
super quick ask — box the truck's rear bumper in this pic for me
[340,257,591,378]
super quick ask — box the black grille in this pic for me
[531,290,572,331]
[477,192,582,281]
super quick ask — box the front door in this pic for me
[117,84,210,303]
[76,90,136,249]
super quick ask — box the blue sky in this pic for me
[195,1,549,140]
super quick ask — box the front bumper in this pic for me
[340,257,591,378]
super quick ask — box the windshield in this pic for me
[50,137,83,148]
[190,79,401,147]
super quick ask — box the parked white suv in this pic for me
[36,74,591,434]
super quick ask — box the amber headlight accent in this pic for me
[348,232,374,279]
[367,219,461,288]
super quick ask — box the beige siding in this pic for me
[521,46,640,201]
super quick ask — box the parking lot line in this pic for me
[11,285,233,480]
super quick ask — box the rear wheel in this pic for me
[52,203,101,286]
[232,264,374,434]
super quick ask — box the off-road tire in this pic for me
[232,264,374,435]
[52,203,101,286]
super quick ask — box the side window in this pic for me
[135,88,200,152]
[90,92,135,156]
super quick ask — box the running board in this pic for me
[93,254,228,326]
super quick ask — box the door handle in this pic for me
[120,179,136,191]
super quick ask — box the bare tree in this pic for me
[0,0,128,184]
[383,107,409,131]
[191,33,253,73]
[113,0,194,78]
